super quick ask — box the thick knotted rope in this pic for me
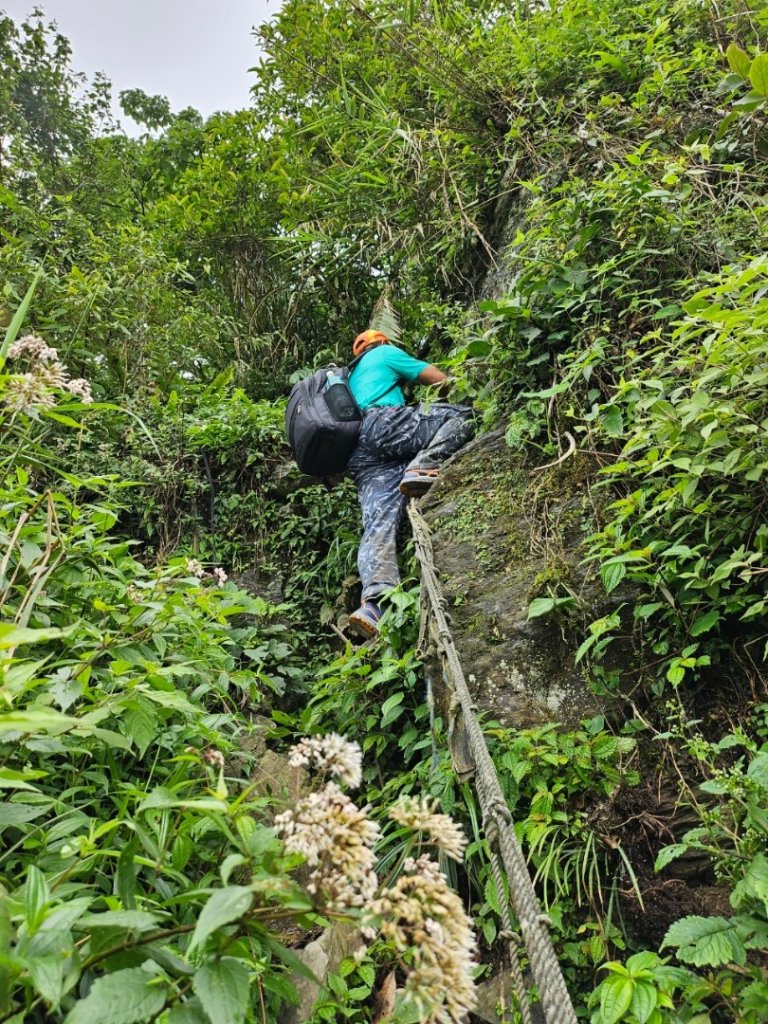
[408,500,578,1024]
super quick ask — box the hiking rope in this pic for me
[408,500,578,1024]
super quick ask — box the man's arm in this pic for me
[416,364,447,386]
[416,364,452,397]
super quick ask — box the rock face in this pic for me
[277,924,366,1024]
[419,431,627,731]
[472,967,546,1024]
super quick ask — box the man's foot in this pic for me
[399,467,440,497]
[348,600,382,639]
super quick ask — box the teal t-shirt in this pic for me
[348,344,429,411]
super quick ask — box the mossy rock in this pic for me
[420,431,629,729]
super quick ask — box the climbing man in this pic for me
[346,329,474,638]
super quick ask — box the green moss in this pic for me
[527,558,574,602]
[437,453,529,558]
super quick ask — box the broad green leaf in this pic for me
[76,911,160,931]
[193,957,250,1024]
[167,1002,209,1024]
[0,623,77,650]
[25,865,50,931]
[747,752,768,790]
[726,42,751,78]
[484,875,502,915]
[521,379,570,399]
[356,962,375,988]
[380,691,405,728]
[527,597,556,619]
[64,965,167,1024]
[652,304,682,320]
[662,915,745,967]
[689,609,719,637]
[600,561,626,594]
[42,410,87,429]
[635,602,663,621]
[88,726,133,751]
[630,981,657,1024]
[25,955,65,1007]
[602,406,624,437]
[172,834,194,873]
[732,88,764,109]
[528,596,574,619]
[742,980,768,1011]
[145,944,195,978]
[34,898,93,939]
[0,767,47,790]
[749,53,768,96]
[731,853,768,912]
[699,779,728,795]
[0,709,79,736]
[625,951,662,974]
[600,975,634,1024]
[466,339,492,357]
[220,854,247,886]
[124,705,157,757]
[574,633,597,663]
[139,788,227,813]
[654,844,688,872]
[189,887,253,952]
[143,689,197,713]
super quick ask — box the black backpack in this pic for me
[285,360,395,477]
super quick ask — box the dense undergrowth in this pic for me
[2,0,768,1021]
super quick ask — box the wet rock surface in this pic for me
[420,431,628,730]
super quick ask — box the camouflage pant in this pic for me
[348,403,475,602]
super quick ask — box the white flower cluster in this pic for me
[288,733,363,789]
[3,373,56,412]
[36,362,69,389]
[274,781,379,909]
[276,737,477,1021]
[7,334,59,362]
[66,378,93,402]
[185,560,228,586]
[389,795,468,861]
[365,854,477,1023]
[3,334,94,412]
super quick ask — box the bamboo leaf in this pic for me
[0,268,43,370]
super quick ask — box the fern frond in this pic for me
[369,290,401,344]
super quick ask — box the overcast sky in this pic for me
[2,1,280,127]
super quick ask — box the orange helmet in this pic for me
[352,329,388,357]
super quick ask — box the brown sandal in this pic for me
[399,467,440,497]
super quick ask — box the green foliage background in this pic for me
[2,1,768,1022]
